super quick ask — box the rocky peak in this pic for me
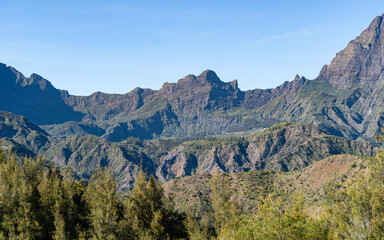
[174,70,224,88]
[175,74,197,86]
[0,64,55,92]
[0,64,23,86]
[229,79,238,90]
[319,14,384,89]
[27,73,55,91]
[196,69,224,86]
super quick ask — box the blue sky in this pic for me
[1,0,384,95]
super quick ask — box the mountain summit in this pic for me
[0,64,83,125]
[319,14,384,89]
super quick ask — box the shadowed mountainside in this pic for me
[2,15,384,142]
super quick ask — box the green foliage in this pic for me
[326,142,384,239]
[230,193,329,240]
[0,150,187,240]
[210,174,238,238]
[184,210,212,240]
[85,168,121,240]
[125,169,187,240]
[3,143,384,240]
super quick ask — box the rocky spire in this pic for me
[319,14,384,89]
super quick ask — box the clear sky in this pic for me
[1,0,384,95]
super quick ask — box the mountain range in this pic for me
[0,110,375,190]
[3,16,384,143]
[1,14,384,190]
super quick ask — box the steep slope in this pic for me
[0,111,167,190]
[0,112,375,190]
[50,70,310,140]
[62,70,244,121]
[44,135,157,190]
[319,15,384,89]
[164,154,369,215]
[0,64,83,125]
[101,100,183,141]
[156,122,375,182]
[0,111,50,154]
[223,14,384,142]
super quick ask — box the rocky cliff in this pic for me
[0,112,375,190]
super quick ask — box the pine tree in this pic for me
[86,168,120,240]
[125,169,186,240]
[210,174,238,239]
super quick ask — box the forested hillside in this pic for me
[1,146,383,239]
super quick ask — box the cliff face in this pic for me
[319,15,384,89]
[156,123,375,183]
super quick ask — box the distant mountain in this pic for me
[0,21,372,141]
[0,65,84,125]
[0,17,383,143]
[2,15,384,142]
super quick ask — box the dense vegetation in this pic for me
[0,150,187,240]
[0,146,384,240]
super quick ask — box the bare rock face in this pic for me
[319,14,384,89]
[0,111,50,153]
[155,123,376,182]
[157,70,245,112]
[156,146,195,182]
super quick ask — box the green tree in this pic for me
[210,174,238,239]
[85,168,121,240]
[184,209,212,240]
[125,169,186,240]
[326,152,384,239]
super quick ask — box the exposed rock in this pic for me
[3,15,384,144]
[0,111,50,153]
[156,123,375,182]
[319,14,384,89]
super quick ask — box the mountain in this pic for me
[0,64,84,125]
[2,15,384,142]
[155,122,374,182]
[0,111,50,155]
[0,111,375,190]
[319,15,384,89]
[54,69,311,141]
